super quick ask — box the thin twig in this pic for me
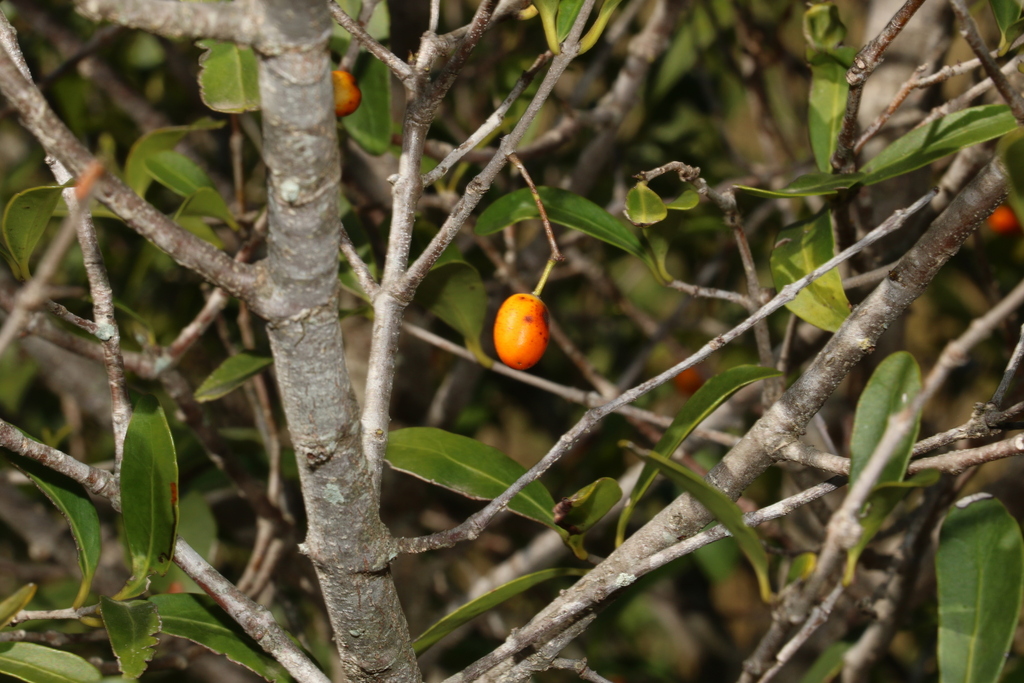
[755,582,846,683]
[950,0,1024,123]
[508,152,563,262]
[831,0,929,171]
[993,323,1024,407]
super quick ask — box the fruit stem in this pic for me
[532,258,558,297]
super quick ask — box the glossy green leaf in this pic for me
[175,187,238,231]
[556,477,622,560]
[197,41,260,113]
[476,187,649,264]
[665,187,700,211]
[124,118,224,197]
[770,210,850,332]
[413,567,588,654]
[798,641,850,683]
[144,150,215,198]
[0,643,101,683]
[862,105,1017,186]
[150,490,218,595]
[100,597,159,679]
[0,584,36,629]
[194,353,273,402]
[1,184,65,281]
[578,0,624,53]
[989,0,1023,53]
[808,53,850,173]
[386,427,558,529]
[343,56,391,156]
[844,469,939,584]
[734,171,864,198]
[3,452,100,609]
[849,351,921,485]
[803,2,846,53]
[937,496,1024,683]
[415,261,489,365]
[555,0,585,42]
[149,594,288,682]
[617,365,781,546]
[624,182,667,228]
[641,449,772,602]
[116,395,179,600]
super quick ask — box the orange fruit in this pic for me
[987,204,1021,235]
[493,293,550,370]
[672,366,704,396]
[331,70,362,117]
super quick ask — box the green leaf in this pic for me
[0,643,101,683]
[116,395,179,600]
[194,353,274,402]
[343,56,391,156]
[386,427,558,529]
[578,0,624,53]
[798,641,850,683]
[849,351,921,485]
[175,187,238,231]
[989,0,1023,53]
[803,2,846,53]
[475,187,650,264]
[623,181,668,228]
[197,41,260,113]
[640,449,773,602]
[2,452,101,609]
[808,53,850,173]
[0,584,36,629]
[149,594,289,682]
[770,210,850,332]
[843,469,939,584]
[665,186,700,211]
[641,223,677,284]
[937,496,1024,683]
[144,150,216,197]
[124,118,224,197]
[100,597,160,679]
[862,105,1017,186]
[555,477,622,560]
[734,171,864,198]
[413,567,588,654]
[150,490,219,595]
[555,0,585,42]
[617,365,781,546]
[414,261,489,365]
[1,184,66,281]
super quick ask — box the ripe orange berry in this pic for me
[493,293,550,370]
[987,204,1021,235]
[331,70,362,117]
[672,366,704,396]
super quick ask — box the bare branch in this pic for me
[328,1,414,83]
[75,0,261,45]
[950,0,1024,123]
[831,0,929,171]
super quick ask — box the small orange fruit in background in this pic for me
[672,366,704,396]
[987,204,1021,235]
[493,293,550,370]
[331,70,362,117]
